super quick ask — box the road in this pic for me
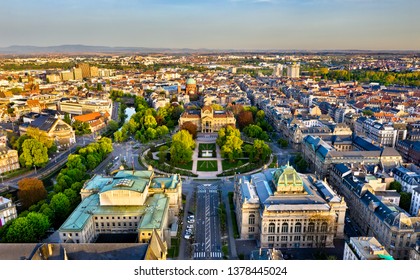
[193,184,223,260]
[1,138,94,187]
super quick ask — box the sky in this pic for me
[0,0,419,50]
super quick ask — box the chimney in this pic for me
[48,244,53,256]
[161,182,165,189]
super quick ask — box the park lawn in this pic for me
[222,159,245,171]
[198,143,216,151]
[197,160,218,172]
[175,161,193,170]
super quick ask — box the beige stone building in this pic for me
[234,165,347,249]
[19,115,76,148]
[329,163,420,260]
[59,170,182,247]
[179,105,236,133]
[343,237,394,260]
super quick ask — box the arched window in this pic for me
[248,214,255,225]
[268,223,275,233]
[320,222,328,232]
[294,222,302,233]
[307,222,315,233]
[281,222,288,233]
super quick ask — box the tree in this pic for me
[107,120,119,132]
[113,130,126,143]
[158,145,168,164]
[181,121,198,139]
[249,140,271,163]
[49,193,71,226]
[243,124,269,140]
[278,138,289,148]
[144,127,157,140]
[256,110,265,122]
[13,134,32,154]
[17,178,47,209]
[143,114,157,129]
[156,125,169,137]
[170,141,193,165]
[64,113,71,125]
[211,104,224,111]
[399,192,412,212]
[389,181,402,193]
[72,120,91,135]
[4,212,50,243]
[221,135,243,162]
[26,127,54,149]
[172,130,195,150]
[362,110,374,116]
[237,110,254,130]
[19,139,49,168]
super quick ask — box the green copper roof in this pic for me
[138,194,169,230]
[186,78,196,85]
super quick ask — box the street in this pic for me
[193,184,223,260]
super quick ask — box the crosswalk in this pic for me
[193,251,223,259]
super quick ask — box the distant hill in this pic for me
[0,45,418,55]
[0,44,224,55]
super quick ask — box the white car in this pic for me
[187,219,195,224]
[187,224,194,229]
[184,234,191,239]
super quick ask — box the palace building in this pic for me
[59,170,182,247]
[234,164,347,249]
[185,78,198,95]
[178,105,236,133]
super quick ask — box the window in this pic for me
[75,233,79,237]
[268,223,275,233]
[249,227,255,233]
[281,236,287,241]
[281,223,288,233]
[294,236,301,241]
[268,236,275,242]
[295,222,302,233]
[248,214,255,225]
[320,222,328,232]
[307,236,313,241]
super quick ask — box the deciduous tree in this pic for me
[17,178,47,209]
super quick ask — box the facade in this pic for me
[302,135,403,179]
[287,63,300,78]
[343,237,393,260]
[59,99,112,116]
[393,166,420,193]
[0,148,19,174]
[273,64,283,77]
[410,187,420,216]
[0,196,17,227]
[329,164,420,260]
[355,117,405,147]
[72,112,108,133]
[179,105,236,133]
[59,170,182,246]
[234,165,347,249]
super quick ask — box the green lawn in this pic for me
[175,161,193,170]
[222,159,245,171]
[197,160,218,172]
[198,143,216,150]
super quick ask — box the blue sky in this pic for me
[0,0,419,50]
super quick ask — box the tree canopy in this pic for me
[19,138,49,168]
[18,178,47,209]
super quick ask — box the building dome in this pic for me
[186,78,196,85]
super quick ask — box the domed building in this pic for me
[233,164,347,249]
[185,77,197,95]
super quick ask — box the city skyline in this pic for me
[1,0,419,51]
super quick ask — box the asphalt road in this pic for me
[193,184,223,260]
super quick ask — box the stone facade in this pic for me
[234,165,347,249]
[179,105,236,133]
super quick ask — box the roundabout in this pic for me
[141,133,273,179]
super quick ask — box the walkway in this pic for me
[191,134,223,178]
